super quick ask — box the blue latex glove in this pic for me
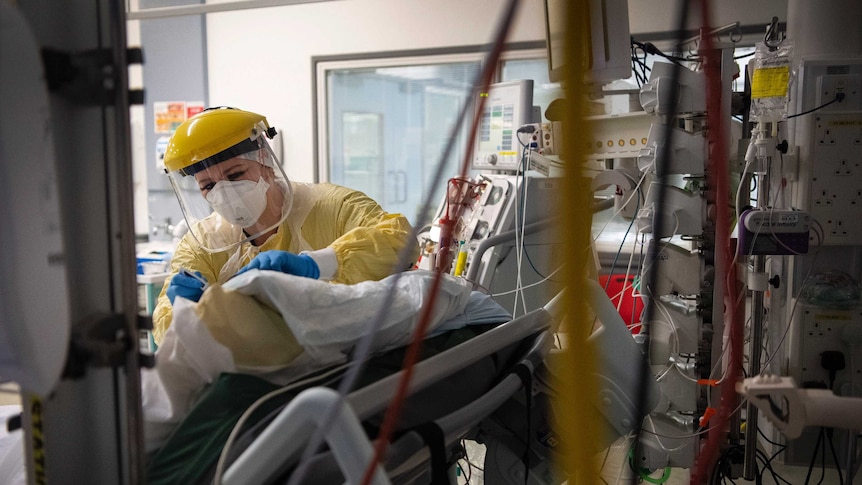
[236,251,320,279]
[166,269,208,305]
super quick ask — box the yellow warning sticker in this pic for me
[816,313,851,321]
[30,397,46,484]
[751,66,790,98]
[830,119,862,127]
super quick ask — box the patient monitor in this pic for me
[472,79,536,172]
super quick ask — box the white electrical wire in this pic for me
[642,415,698,453]
[512,156,531,316]
[650,299,687,378]
[635,213,681,282]
[592,166,651,241]
[758,240,823,372]
[490,265,564,298]
[611,433,637,485]
[617,228,643,315]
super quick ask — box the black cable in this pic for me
[711,449,726,483]
[603,186,642,289]
[826,429,844,485]
[631,53,644,87]
[512,364,533,485]
[630,49,649,86]
[631,39,690,67]
[757,426,786,449]
[641,48,651,82]
[787,93,845,119]
[817,431,827,485]
[599,446,612,473]
[631,56,647,86]
[804,428,826,484]
[458,440,473,485]
[755,432,789,484]
[756,448,791,485]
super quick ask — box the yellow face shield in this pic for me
[164,108,293,253]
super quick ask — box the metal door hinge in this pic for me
[41,47,144,105]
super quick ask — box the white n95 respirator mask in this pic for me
[205,177,270,228]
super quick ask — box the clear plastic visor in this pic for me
[167,135,292,253]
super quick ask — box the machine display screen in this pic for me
[472,80,534,172]
[478,102,515,154]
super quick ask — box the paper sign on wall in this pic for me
[154,101,206,134]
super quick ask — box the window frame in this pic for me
[311,43,547,184]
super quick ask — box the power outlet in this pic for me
[813,188,833,206]
[832,159,855,176]
[804,316,827,338]
[831,219,848,237]
[816,74,862,110]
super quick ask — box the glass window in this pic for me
[318,49,554,229]
[324,60,482,228]
[340,112,383,200]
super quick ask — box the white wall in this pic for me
[628,0,786,37]
[203,0,788,182]
[205,0,548,183]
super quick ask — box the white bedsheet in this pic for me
[142,270,483,451]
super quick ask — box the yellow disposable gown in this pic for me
[152,182,419,345]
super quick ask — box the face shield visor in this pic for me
[166,123,293,253]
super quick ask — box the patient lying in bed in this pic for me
[0,270,509,483]
[143,269,510,452]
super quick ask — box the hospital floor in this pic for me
[456,438,858,484]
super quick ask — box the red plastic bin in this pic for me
[599,274,644,334]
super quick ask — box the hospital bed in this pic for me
[227,306,555,485]
[145,286,558,484]
[141,266,654,485]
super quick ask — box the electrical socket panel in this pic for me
[792,303,862,394]
[782,302,862,465]
[796,60,862,245]
[816,73,862,110]
[809,113,862,244]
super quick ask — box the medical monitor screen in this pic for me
[472,80,534,172]
[545,0,632,84]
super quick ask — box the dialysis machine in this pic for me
[419,80,564,318]
[636,3,862,482]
